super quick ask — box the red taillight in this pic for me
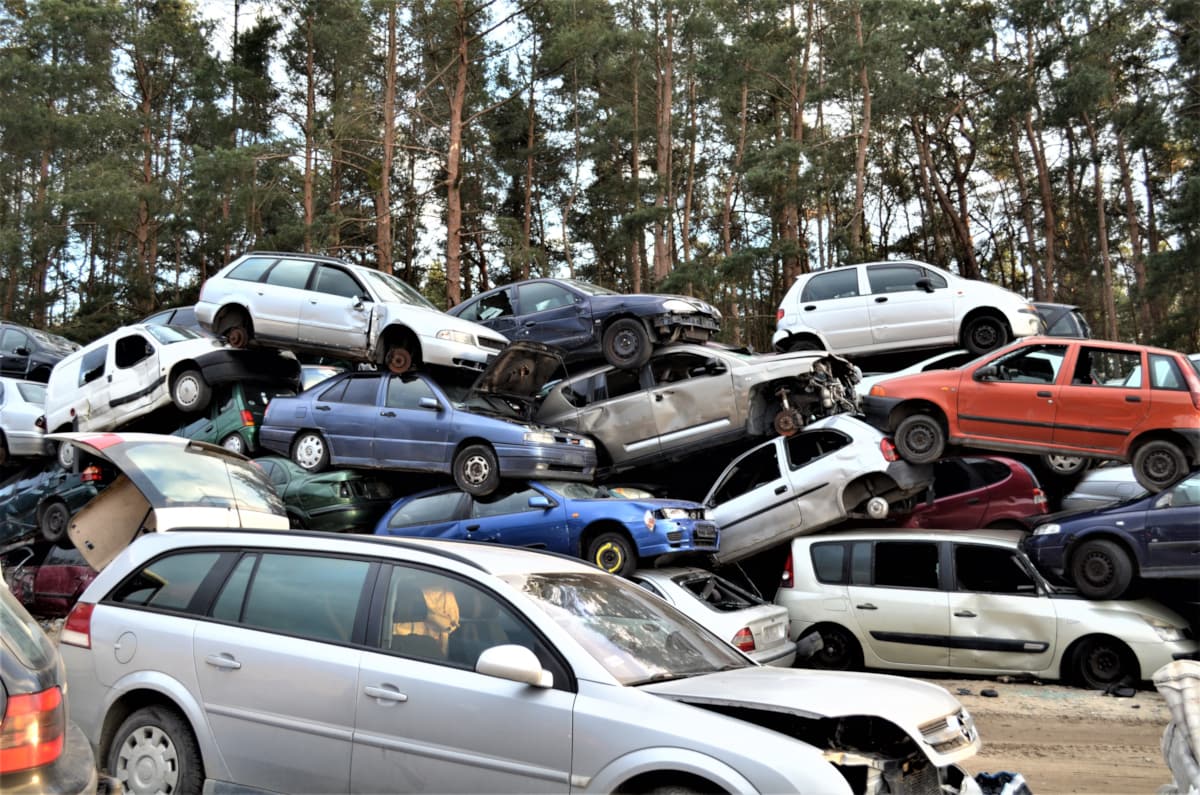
[60,602,93,649]
[732,627,756,652]
[0,686,65,773]
[780,552,795,588]
[776,308,785,322]
[240,409,255,427]
[880,438,900,462]
[81,465,102,482]
[1032,487,1047,505]
[34,415,46,430]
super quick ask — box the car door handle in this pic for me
[967,497,981,505]
[954,610,978,618]
[1125,395,1141,403]
[856,603,878,610]
[205,653,242,670]
[380,410,396,417]
[803,305,817,311]
[874,296,888,303]
[774,485,787,495]
[1036,390,1052,398]
[465,524,480,532]
[314,404,331,411]
[364,685,408,703]
[523,320,537,327]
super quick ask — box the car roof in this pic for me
[796,527,1026,546]
[1019,335,1185,357]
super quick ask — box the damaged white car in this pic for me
[61,529,981,795]
[534,342,862,472]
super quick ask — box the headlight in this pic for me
[577,437,595,449]
[524,431,556,445]
[658,508,690,520]
[1032,524,1060,536]
[661,299,696,313]
[644,510,656,530]
[919,708,978,753]
[436,329,474,345]
[1141,615,1187,642]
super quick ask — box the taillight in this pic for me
[780,552,795,588]
[34,415,46,430]
[241,409,255,427]
[776,308,785,322]
[732,627,756,652]
[0,686,65,773]
[60,602,93,649]
[1032,488,1047,505]
[880,438,900,462]
[81,465,102,482]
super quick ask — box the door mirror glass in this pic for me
[418,396,441,411]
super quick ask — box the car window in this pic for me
[800,269,860,302]
[919,267,948,288]
[78,345,108,386]
[1148,354,1186,390]
[866,264,926,294]
[632,577,668,600]
[385,491,464,528]
[676,572,761,611]
[470,486,543,519]
[15,381,45,403]
[973,458,1013,487]
[324,375,379,405]
[109,551,224,611]
[650,352,721,385]
[710,443,782,506]
[518,282,575,313]
[229,552,370,644]
[385,375,435,409]
[850,541,872,584]
[988,344,1066,384]
[810,542,847,584]
[119,442,285,515]
[0,586,56,669]
[785,429,848,469]
[932,459,975,497]
[460,288,516,321]
[873,541,939,589]
[2,328,30,352]
[227,256,276,282]
[314,265,362,298]
[264,259,314,290]
[1163,473,1200,508]
[603,368,642,400]
[953,545,1037,594]
[1073,347,1142,386]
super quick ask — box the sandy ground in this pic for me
[924,675,1176,794]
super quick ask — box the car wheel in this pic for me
[865,496,889,520]
[170,369,212,413]
[1069,539,1133,600]
[1042,453,1090,477]
[57,441,75,469]
[108,705,203,795]
[0,433,7,467]
[453,443,500,497]
[801,625,862,671]
[1132,440,1188,493]
[894,413,946,465]
[785,338,821,352]
[39,501,70,545]
[217,310,252,349]
[1071,636,1135,690]
[220,433,247,455]
[385,344,414,374]
[291,431,330,473]
[602,318,652,370]
[962,315,1009,354]
[586,531,636,577]
[773,406,804,437]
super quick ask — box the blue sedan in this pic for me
[258,371,596,497]
[374,480,719,576]
[1024,469,1200,599]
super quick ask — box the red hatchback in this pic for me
[894,456,1047,530]
[863,337,1200,493]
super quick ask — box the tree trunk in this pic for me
[444,0,469,306]
[1082,111,1117,340]
[781,0,815,284]
[1009,119,1042,299]
[522,57,536,281]
[375,4,397,274]
[849,2,871,260]
[1116,132,1149,338]
[630,58,642,292]
[681,66,696,267]
[653,7,673,284]
[303,14,316,253]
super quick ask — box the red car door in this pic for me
[955,342,1068,446]
[899,458,989,529]
[1051,345,1149,456]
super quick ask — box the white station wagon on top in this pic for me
[195,251,510,374]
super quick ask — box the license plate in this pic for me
[763,622,786,642]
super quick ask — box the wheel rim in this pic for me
[44,505,67,536]
[460,453,491,486]
[773,410,801,436]
[1142,449,1179,484]
[1078,550,1115,589]
[866,496,889,519]
[59,443,75,468]
[222,434,245,454]
[294,435,325,469]
[387,347,412,374]
[226,326,249,348]
[174,376,200,407]
[1082,643,1123,686]
[1046,454,1085,474]
[593,541,624,573]
[115,724,180,795]
[970,321,1000,350]
[902,423,937,456]
[611,329,641,360]
[814,629,854,669]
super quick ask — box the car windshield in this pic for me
[360,268,439,311]
[502,570,751,685]
[546,481,616,499]
[16,381,45,403]
[562,279,618,296]
[144,324,204,345]
[28,328,78,352]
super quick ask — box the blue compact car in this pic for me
[258,366,597,498]
[375,480,719,576]
[1024,469,1200,599]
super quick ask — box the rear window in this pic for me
[810,542,847,584]
[674,572,762,611]
[109,551,224,611]
[226,256,276,282]
[16,381,45,403]
[800,269,860,302]
[118,442,285,516]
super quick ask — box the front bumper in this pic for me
[494,443,597,482]
[633,519,720,558]
[1021,535,1068,576]
[651,311,720,341]
[418,333,505,372]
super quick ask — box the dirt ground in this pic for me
[923,675,1176,794]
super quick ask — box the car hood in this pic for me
[49,432,289,571]
[1046,493,1155,528]
[641,666,977,765]
[469,341,568,407]
[379,302,509,343]
[590,293,720,316]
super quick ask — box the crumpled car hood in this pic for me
[469,341,568,405]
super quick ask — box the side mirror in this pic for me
[352,295,365,310]
[14,346,31,356]
[915,277,934,293]
[528,495,553,509]
[975,364,1000,381]
[475,644,553,688]
[418,397,441,411]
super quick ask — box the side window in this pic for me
[109,551,224,611]
[811,542,847,584]
[1149,354,1186,391]
[78,345,108,386]
[211,554,257,621]
[602,368,643,400]
[710,443,781,505]
[800,270,860,302]
[226,256,275,282]
[931,459,975,498]
[470,487,542,519]
[633,578,668,600]
[238,553,370,643]
[385,492,464,529]
[264,259,314,290]
[786,430,847,469]
[4,329,30,352]
[954,545,1036,594]
[335,376,380,406]
[114,334,153,369]
[518,282,575,313]
[385,375,435,409]
[651,352,714,385]
[920,267,948,289]
[1074,347,1142,387]
[314,265,363,299]
[850,541,872,585]
[973,458,1013,487]
[475,288,515,321]
[989,345,1066,384]
[873,541,939,589]
[866,264,925,294]
[318,379,349,402]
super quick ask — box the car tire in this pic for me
[217,310,252,349]
[57,440,75,469]
[801,624,862,671]
[962,314,1009,355]
[0,432,7,468]
[385,344,414,374]
[108,705,203,795]
[39,501,70,545]
[586,531,637,577]
[291,431,330,473]
[1131,440,1188,493]
[602,319,652,370]
[220,433,247,455]
[1042,453,1090,477]
[1071,636,1136,690]
[171,369,212,413]
[453,443,500,497]
[1069,538,1133,600]
[785,338,821,352]
[894,413,946,465]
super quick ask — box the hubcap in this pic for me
[295,435,325,469]
[222,435,245,454]
[46,507,65,534]
[461,454,490,485]
[1085,646,1121,683]
[1144,451,1176,482]
[175,376,199,407]
[116,725,179,795]
[1047,454,1084,474]
[972,323,998,349]
[595,541,623,572]
[905,425,935,455]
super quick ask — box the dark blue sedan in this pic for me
[1024,469,1200,599]
[374,480,719,576]
[258,371,597,497]
[447,277,721,369]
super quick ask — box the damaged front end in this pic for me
[771,355,863,436]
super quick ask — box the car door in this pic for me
[707,438,803,564]
[106,332,162,418]
[73,345,111,430]
[460,485,567,550]
[946,542,1057,673]
[456,287,519,340]
[904,459,989,529]
[373,375,452,469]
[251,258,315,343]
[791,269,874,351]
[780,427,856,530]
[351,564,575,794]
[865,264,956,347]
[955,343,1067,445]
[647,350,738,454]
[845,540,950,667]
[1144,473,1200,572]
[561,368,660,467]
[0,328,32,377]
[193,550,370,794]
[376,490,468,539]
[315,374,386,466]
[299,263,372,352]
[513,282,591,350]
[1051,345,1149,455]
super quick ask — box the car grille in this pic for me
[478,337,507,351]
[693,522,717,542]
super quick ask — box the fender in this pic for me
[581,746,757,794]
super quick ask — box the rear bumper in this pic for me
[861,395,903,432]
[0,721,100,795]
[751,642,798,668]
[195,349,300,387]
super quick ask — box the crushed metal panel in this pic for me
[68,475,153,571]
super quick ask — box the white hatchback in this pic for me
[773,260,1041,357]
[0,376,47,463]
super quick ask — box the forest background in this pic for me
[1,0,1198,354]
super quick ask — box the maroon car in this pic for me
[895,455,1047,530]
[2,545,97,618]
